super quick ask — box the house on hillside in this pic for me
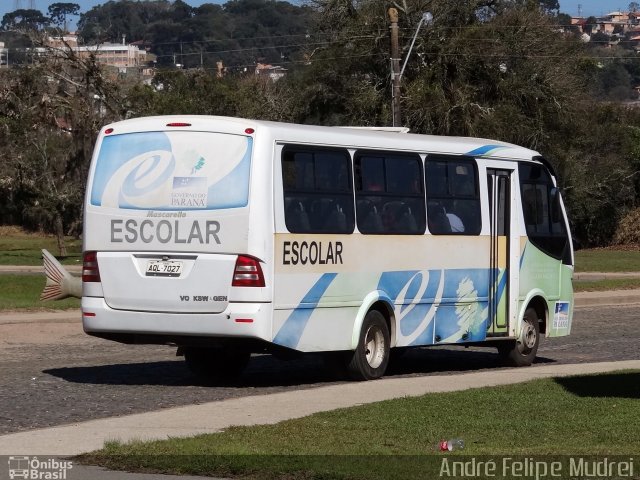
[596,11,628,35]
[45,33,151,75]
[255,62,287,81]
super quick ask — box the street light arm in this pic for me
[399,11,432,81]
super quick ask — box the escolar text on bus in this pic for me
[283,241,343,265]
[110,219,221,244]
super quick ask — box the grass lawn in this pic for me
[0,274,79,310]
[80,371,640,479]
[0,226,81,266]
[573,278,640,291]
[0,225,639,273]
[574,249,640,272]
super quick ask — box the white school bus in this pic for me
[81,115,574,380]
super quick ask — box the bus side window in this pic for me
[425,157,481,235]
[282,146,355,234]
[354,151,425,235]
[518,163,569,261]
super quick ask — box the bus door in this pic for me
[487,169,511,335]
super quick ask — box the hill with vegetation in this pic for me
[2,0,640,252]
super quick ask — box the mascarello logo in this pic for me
[171,176,208,209]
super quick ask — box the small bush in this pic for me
[613,208,640,245]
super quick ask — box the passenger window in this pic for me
[519,163,568,260]
[355,152,426,235]
[282,146,355,234]
[425,157,481,235]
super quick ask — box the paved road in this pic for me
[0,305,637,436]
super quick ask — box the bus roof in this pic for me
[101,115,541,161]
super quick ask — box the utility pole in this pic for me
[389,7,401,127]
[389,11,433,128]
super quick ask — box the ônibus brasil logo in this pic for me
[7,456,72,480]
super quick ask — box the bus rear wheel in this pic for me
[347,310,390,380]
[183,347,250,381]
[498,307,540,367]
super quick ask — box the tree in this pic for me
[585,16,598,35]
[77,0,315,67]
[1,9,50,31]
[0,37,127,253]
[296,0,640,246]
[537,0,560,14]
[47,3,80,32]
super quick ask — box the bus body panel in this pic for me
[82,117,274,342]
[97,251,236,313]
[82,296,273,341]
[272,235,504,352]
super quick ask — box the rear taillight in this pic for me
[82,251,101,282]
[232,255,265,287]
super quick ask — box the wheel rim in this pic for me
[518,321,537,354]
[364,325,385,369]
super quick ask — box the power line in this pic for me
[148,33,376,49]
[153,38,376,60]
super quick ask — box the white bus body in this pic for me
[82,116,574,380]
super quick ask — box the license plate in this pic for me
[146,260,183,277]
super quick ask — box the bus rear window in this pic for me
[90,131,252,210]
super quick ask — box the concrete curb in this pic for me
[0,359,638,456]
[3,267,639,278]
[0,310,80,325]
[2,289,640,325]
[573,271,640,281]
[0,265,82,274]
[574,288,640,307]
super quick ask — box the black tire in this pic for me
[498,307,540,367]
[346,310,390,380]
[184,347,250,381]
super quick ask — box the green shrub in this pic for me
[613,207,640,245]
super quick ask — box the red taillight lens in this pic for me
[82,251,101,282]
[232,255,265,287]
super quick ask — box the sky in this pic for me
[0,0,623,26]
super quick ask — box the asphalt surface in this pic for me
[0,304,638,436]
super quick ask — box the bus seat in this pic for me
[286,201,310,232]
[428,201,451,234]
[396,205,418,233]
[358,201,384,233]
[323,203,347,231]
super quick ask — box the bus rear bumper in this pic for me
[81,296,273,344]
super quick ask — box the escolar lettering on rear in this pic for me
[111,219,221,244]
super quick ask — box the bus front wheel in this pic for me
[347,310,390,380]
[498,307,540,367]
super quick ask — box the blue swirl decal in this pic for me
[273,273,337,349]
